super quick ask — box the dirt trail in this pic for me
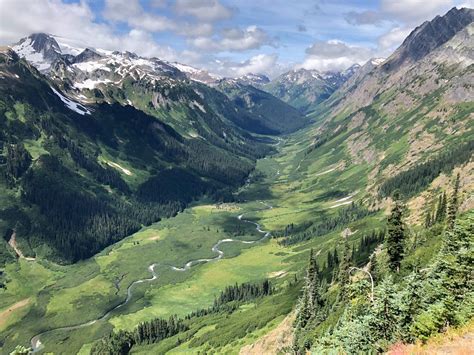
[239,313,295,354]
[388,324,474,355]
[0,298,30,329]
[8,231,35,261]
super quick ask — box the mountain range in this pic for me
[0,6,473,355]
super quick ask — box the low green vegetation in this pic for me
[293,177,473,353]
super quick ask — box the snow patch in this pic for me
[50,87,91,115]
[191,100,206,113]
[371,58,386,66]
[106,161,132,176]
[330,201,353,209]
[75,78,112,90]
[73,61,111,73]
[13,38,51,71]
[315,167,336,176]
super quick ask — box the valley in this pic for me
[0,120,385,353]
[0,5,473,355]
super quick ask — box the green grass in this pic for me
[2,102,458,353]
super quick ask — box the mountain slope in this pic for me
[308,7,474,205]
[283,7,474,351]
[264,65,360,113]
[0,48,268,263]
[12,33,298,141]
[215,78,307,134]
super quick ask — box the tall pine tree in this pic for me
[386,192,405,273]
[446,173,460,230]
[435,192,447,223]
[296,249,325,330]
[338,236,351,297]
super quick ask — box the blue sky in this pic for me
[0,0,472,77]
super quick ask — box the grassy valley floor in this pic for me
[1,126,389,354]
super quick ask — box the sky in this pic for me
[0,0,472,78]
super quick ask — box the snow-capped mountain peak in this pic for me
[170,62,221,84]
[237,73,270,87]
[12,33,62,71]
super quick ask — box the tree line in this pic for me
[380,141,473,198]
[91,315,188,355]
[279,202,375,245]
[91,279,274,354]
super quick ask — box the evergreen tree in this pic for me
[424,210,432,228]
[296,249,325,330]
[437,214,474,305]
[446,173,460,230]
[327,250,334,269]
[333,248,339,265]
[368,276,402,347]
[435,192,447,223]
[385,193,405,272]
[338,236,351,297]
[399,271,424,341]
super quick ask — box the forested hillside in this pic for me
[215,79,307,134]
[293,183,473,353]
[0,49,269,263]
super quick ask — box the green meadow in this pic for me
[1,123,388,354]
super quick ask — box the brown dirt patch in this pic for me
[268,270,287,278]
[239,313,295,355]
[0,298,30,329]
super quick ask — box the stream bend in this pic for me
[30,201,273,352]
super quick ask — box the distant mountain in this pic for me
[170,62,221,84]
[323,7,474,119]
[215,78,307,134]
[13,33,63,71]
[382,7,474,71]
[263,65,360,113]
[237,73,270,87]
[11,33,303,136]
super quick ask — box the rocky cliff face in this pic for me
[384,7,474,71]
[324,7,474,118]
[309,7,473,201]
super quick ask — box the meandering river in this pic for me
[30,201,273,352]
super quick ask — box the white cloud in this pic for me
[378,27,412,51]
[175,0,235,22]
[381,0,457,24]
[299,40,375,71]
[345,10,384,26]
[103,0,177,32]
[346,0,467,26]
[0,0,188,63]
[190,26,272,52]
[103,0,215,37]
[211,54,279,77]
[0,0,106,45]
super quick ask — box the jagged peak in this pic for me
[74,48,104,63]
[383,7,474,70]
[19,33,61,54]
